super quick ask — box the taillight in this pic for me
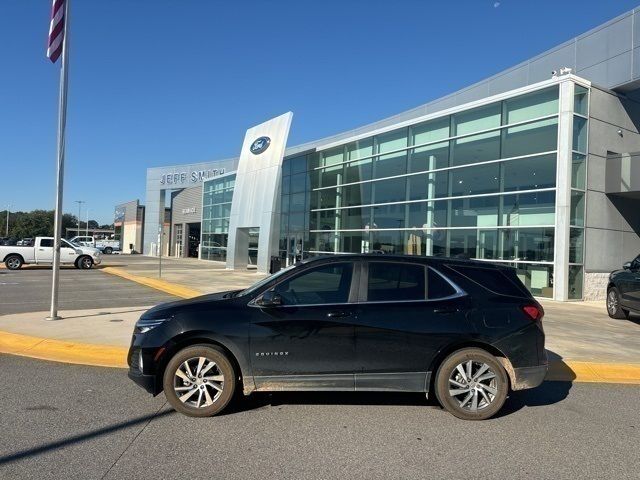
[522,304,543,321]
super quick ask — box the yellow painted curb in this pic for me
[548,360,640,384]
[0,330,128,368]
[101,266,201,299]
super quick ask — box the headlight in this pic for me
[135,317,169,334]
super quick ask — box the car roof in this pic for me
[297,253,513,270]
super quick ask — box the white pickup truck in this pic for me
[0,237,102,270]
[69,236,120,254]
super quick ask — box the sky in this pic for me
[1,0,639,224]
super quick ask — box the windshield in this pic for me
[62,240,77,248]
[238,264,297,297]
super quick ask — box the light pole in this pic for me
[74,200,84,237]
[4,204,10,237]
[85,208,90,237]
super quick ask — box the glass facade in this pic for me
[279,86,561,296]
[201,174,236,261]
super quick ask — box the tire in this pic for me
[435,348,508,421]
[163,345,236,417]
[606,287,629,319]
[103,247,113,255]
[78,256,93,270]
[5,255,23,270]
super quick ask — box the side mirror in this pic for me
[257,290,283,308]
[623,261,632,270]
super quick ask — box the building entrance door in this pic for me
[286,234,304,266]
[187,223,201,258]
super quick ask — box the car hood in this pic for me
[140,290,240,319]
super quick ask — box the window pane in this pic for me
[374,152,407,179]
[500,227,554,262]
[372,203,406,229]
[290,172,308,193]
[427,268,457,299]
[319,188,339,209]
[448,229,477,258]
[407,201,448,229]
[320,165,343,188]
[290,156,307,175]
[341,232,366,253]
[347,137,374,160]
[370,230,404,254]
[454,103,501,136]
[515,263,553,297]
[450,163,500,196]
[290,192,306,212]
[505,86,559,124]
[571,153,586,190]
[408,171,448,201]
[570,190,585,226]
[451,130,500,166]
[345,158,372,183]
[40,239,53,247]
[376,128,407,154]
[367,262,426,301]
[343,207,371,230]
[574,85,588,116]
[373,177,407,204]
[569,265,583,300]
[450,196,499,227]
[343,183,372,206]
[502,118,558,158]
[450,264,527,296]
[503,154,556,191]
[274,263,353,305]
[409,142,449,172]
[501,191,555,226]
[281,175,291,195]
[411,117,450,145]
[573,116,588,153]
[570,227,584,264]
[323,147,344,167]
[281,159,292,177]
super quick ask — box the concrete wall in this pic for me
[169,185,203,258]
[584,87,640,299]
[114,200,144,254]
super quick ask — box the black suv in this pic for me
[607,254,640,319]
[128,255,547,420]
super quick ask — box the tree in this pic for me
[1,210,80,239]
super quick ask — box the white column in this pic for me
[553,80,575,301]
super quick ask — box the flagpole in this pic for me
[47,0,71,321]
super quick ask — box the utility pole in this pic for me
[4,204,10,237]
[74,200,84,237]
[85,208,90,237]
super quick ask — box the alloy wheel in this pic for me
[607,290,618,315]
[448,360,498,412]
[173,356,225,408]
[7,257,20,269]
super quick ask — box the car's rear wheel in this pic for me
[607,287,629,319]
[163,345,235,417]
[5,255,23,270]
[435,348,508,421]
[103,247,113,255]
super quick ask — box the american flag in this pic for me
[47,0,66,63]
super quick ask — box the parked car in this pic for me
[128,254,547,421]
[69,235,120,254]
[0,236,102,270]
[16,238,33,246]
[606,254,640,319]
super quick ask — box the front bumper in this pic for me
[512,364,548,390]
[128,369,159,395]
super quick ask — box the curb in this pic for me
[1,327,639,383]
[101,266,201,299]
[0,330,128,368]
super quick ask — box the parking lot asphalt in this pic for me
[0,354,638,480]
[0,266,178,315]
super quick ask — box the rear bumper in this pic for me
[512,364,548,390]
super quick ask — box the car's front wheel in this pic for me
[607,287,629,319]
[163,345,235,417]
[77,256,93,269]
[103,247,113,255]
[435,348,508,421]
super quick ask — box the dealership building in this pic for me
[119,8,640,301]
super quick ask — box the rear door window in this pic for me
[367,262,426,301]
[448,264,528,297]
[427,268,458,299]
[39,239,53,248]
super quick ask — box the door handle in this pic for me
[327,311,352,318]
[434,307,458,314]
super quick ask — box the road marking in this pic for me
[101,267,201,299]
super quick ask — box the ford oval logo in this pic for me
[250,136,271,155]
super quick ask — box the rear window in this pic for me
[448,264,528,297]
[367,262,426,301]
[427,268,457,299]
